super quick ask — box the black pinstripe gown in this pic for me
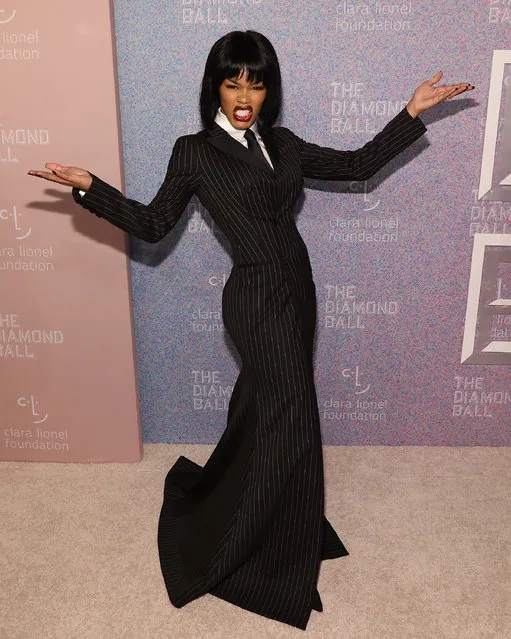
[73,108,426,630]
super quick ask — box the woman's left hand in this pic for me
[406,71,474,118]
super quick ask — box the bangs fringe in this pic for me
[219,64,265,85]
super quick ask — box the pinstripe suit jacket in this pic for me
[73,107,426,258]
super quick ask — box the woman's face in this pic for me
[218,71,267,129]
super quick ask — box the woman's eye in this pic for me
[225,84,237,89]
[253,86,265,91]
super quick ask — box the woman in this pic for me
[29,31,472,630]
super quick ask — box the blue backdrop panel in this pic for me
[111,0,511,445]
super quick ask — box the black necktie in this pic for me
[244,128,268,165]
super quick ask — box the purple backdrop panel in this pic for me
[111,0,511,445]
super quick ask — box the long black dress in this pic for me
[73,107,426,630]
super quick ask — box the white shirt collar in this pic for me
[215,107,260,141]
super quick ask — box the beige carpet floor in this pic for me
[1,445,509,639]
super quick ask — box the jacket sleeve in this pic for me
[294,107,427,181]
[72,136,200,243]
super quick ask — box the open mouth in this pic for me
[233,106,253,122]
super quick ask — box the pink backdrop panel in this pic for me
[0,1,141,461]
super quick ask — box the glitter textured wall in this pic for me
[111,0,511,445]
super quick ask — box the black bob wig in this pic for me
[199,30,282,134]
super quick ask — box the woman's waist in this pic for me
[228,258,314,292]
[232,237,311,269]
[231,253,311,271]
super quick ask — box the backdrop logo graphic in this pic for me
[180,0,263,26]
[191,369,232,410]
[3,393,69,453]
[187,199,220,235]
[335,1,413,33]
[0,205,32,239]
[181,1,227,26]
[323,364,388,423]
[323,283,399,329]
[478,51,511,202]
[184,112,201,134]
[467,185,511,236]
[208,273,228,288]
[1,31,40,62]
[17,394,48,424]
[191,307,223,334]
[3,426,69,452]
[461,234,511,364]
[0,8,16,24]
[1,128,49,144]
[190,276,226,336]
[0,312,64,359]
[0,244,55,273]
[488,1,511,25]
[363,181,381,211]
[0,7,41,63]
[330,80,408,136]
[342,365,371,394]
[314,178,380,210]
[452,375,511,418]
[328,215,398,244]
[0,114,49,162]
[0,113,15,162]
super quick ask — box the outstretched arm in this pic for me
[28,136,200,243]
[296,107,426,181]
[296,72,473,182]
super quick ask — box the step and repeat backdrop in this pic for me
[2,1,510,460]
[0,2,141,461]
[113,0,510,446]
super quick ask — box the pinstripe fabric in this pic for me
[73,107,426,630]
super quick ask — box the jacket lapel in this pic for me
[206,124,277,174]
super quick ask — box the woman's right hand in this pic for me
[28,163,93,191]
